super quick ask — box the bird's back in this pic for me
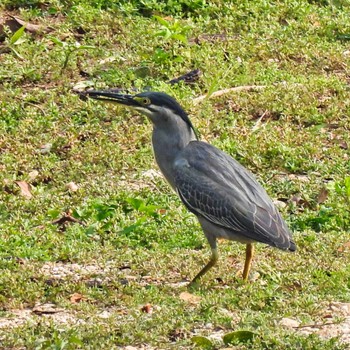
[174,141,296,251]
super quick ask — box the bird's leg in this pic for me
[242,243,254,281]
[189,248,218,286]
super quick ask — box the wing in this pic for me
[174,141,295,251]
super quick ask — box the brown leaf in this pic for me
[10,15,52,34]
[15,181,33,199]
[141,303,153,314]
[179,292,201,304]
[32,303,64,314]
[338,242,350,253]
[66,182,79,192]
[317,188,329,204]
[52,213,84,226]
[70,293,85,304]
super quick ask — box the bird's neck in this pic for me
[151,122,196,190]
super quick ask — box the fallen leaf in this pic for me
[141,303,153,314]
[52,213,84,227]
[10,15,52,34]
[32,303,63,314]
[15,181,32,199]
[70,293,85,304]
[317,187,329,204]
[338,242,350,253]
[66,182,79,192]
[179,291,201,304]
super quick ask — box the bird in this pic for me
[81,89,296,286]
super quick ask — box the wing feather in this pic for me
[174,141,295,250]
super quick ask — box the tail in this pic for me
[288,240,297,252]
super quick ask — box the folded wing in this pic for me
[174,141,296,251]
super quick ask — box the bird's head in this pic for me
[80,90,197,139]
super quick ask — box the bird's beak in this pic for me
[78,89,137,107]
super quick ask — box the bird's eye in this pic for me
[142,98,151,105]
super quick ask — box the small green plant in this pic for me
[49,36,95,70]
[154,15,191,44]
[3,25,26,59]
[151,15,191,64]
[119,197,162,234]
[334,176,350,202]
[72,197,162,236]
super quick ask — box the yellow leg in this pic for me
[242,243,254,281]
[189,248,218,287]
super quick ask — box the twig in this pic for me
[193,85,266,104]
[52,214,85,226]
[295,321,340,329]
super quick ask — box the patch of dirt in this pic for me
[299,302,350,343]
[39,261,113,281]
[280,302,350,344]
[0,305,81,330]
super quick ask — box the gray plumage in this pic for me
[83,89,296,285]
[174,141,295,251]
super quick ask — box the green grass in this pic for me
[1,0,350,349]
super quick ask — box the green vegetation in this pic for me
[0,0,350,348]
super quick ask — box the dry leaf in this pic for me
[15,181,33,199]
[338,242,350,253]
[11,15,52,34]
[179,292,201,304]
[70,293,85,304]
[32,303,63,314]
[317,187,329,204]
[66,182,79,192]
[0,15,52,41]
[52,213,84,226]
[141,303,153,314]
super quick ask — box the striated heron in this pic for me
[81,90,296,286]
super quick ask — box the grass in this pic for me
[0,0,350,348]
